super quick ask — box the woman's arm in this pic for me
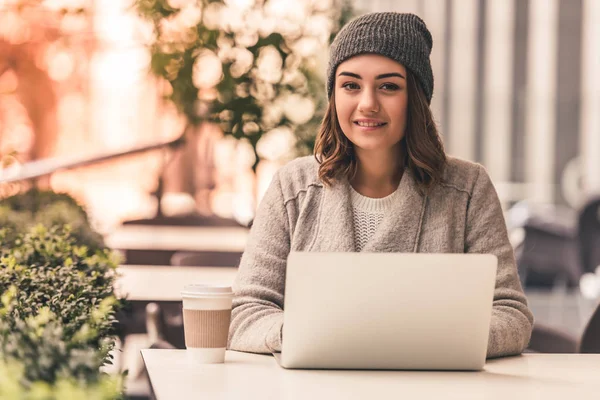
[228,172,290,354]
[465,165,534,358]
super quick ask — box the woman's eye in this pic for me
[342,82,359,90]
[381,83,400,91]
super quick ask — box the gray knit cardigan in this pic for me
[228,156,534,359]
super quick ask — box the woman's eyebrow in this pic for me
[338,71,406,80]
[338,72,362,79]
[376,72,405,80]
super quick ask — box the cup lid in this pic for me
[181,284,233,298]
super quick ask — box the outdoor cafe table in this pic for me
[115,265,238,301]
[141,350,600,400]
[106,225,248,253]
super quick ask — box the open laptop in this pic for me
[274,252,497,371]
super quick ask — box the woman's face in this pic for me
[334,54,408,158]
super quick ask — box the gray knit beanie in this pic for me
[327,12,434,103]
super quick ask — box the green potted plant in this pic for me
[0,189,104,252]
[0,225,124,399]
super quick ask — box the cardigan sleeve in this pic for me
[465,165,534,358]
[228,171,289,354]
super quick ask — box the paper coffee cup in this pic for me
[181,284,233,363]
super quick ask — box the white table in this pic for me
[115,265,238,301]
[105,225,248,252]
[142,350,600,400]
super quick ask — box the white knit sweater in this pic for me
[350,186,400,251]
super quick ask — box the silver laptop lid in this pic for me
[280,252,497,370]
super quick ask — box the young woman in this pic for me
[228,12,533,359]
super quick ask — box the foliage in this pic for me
[0,359,123,400]
[0,225,124,398]
[135,0,356,168]
[0,189,104,252]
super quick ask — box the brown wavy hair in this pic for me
[314,70,446,192]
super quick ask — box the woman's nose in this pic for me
[357,89,379,113]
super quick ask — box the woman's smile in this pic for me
[353,118,388,131]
